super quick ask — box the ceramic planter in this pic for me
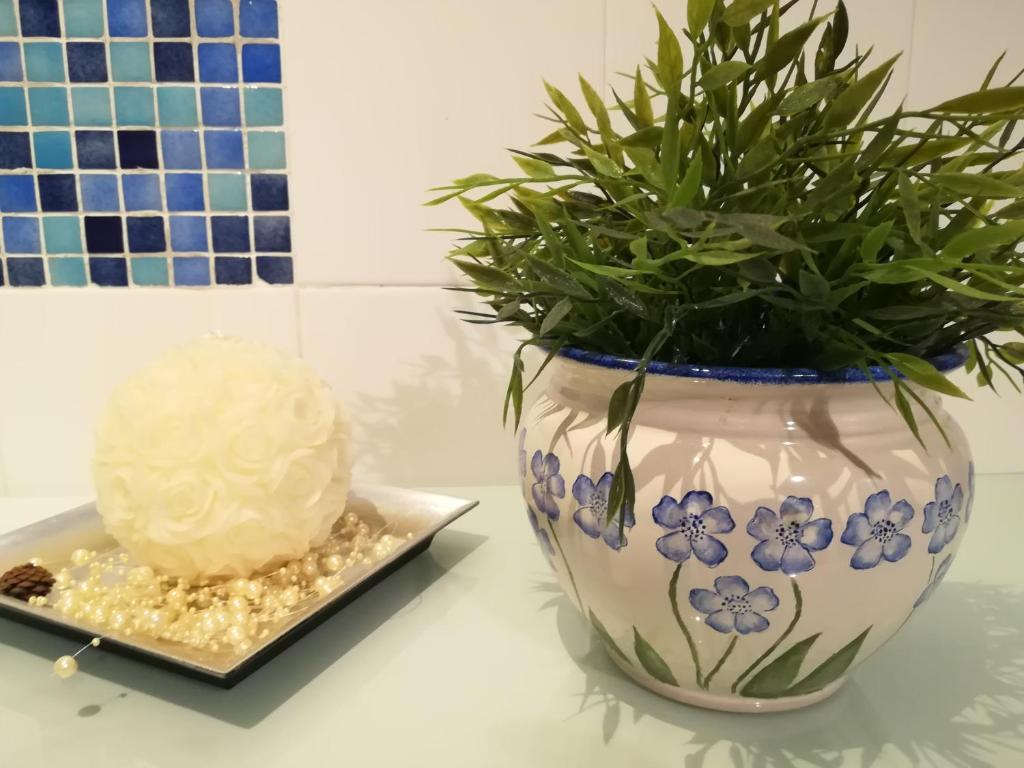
[518,348,973,713]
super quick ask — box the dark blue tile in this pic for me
[0,177,37,212]
[242,44,281,83]
[107,0,148,37]
[84,215,124,253]
[154,42,194,82]
[0,262,5,286]
[19,0,60,37]
[204,130,244,168]
[174,256,210,285]
[7,257,45,286]
[165,173,204,211]
[195,0,233,37]
[127,216,166,252]
[0,43,23,81]
[200,87,241,127]
[66,43,108,83]
[151,0,190,37]
[197,43,238,83]
[75,130,116,169]
[117,130,158,168]
[251,174,288,211]
[255,255,292,284]
[170,215,207,250]
[0,133,32,169]
[254,216,290,252]
[215,256,251,284]
[89,257,128,286]
[3,217,41,252]
[211,215,249,252]
[240,0,278,38]
[161,130,201,169]
[38,174,78,211]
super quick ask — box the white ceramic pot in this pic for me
[519,349,973,713]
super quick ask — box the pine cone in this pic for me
[0,563,55,602]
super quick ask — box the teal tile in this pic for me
[0,0,16,36]
[247,131,285,169]
[0,87,27,125]
[64,0,105,37]
[25,43,66,82]
[114,86,154,125]
[71,87,112,126]
[244,87,283,127]
[110,42,151,82]
[157,86,198,127]
[28,88,70,126]
[131,257,169,286]
[43,216,83,253]
[49,257,88,286]
[33,131,73,168]
[208,173,247,211]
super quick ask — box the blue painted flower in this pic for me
[526,504,555,560]
[840,490,914,570]
[689,575,779,635]
[530,450,565,521]
[914,554,953,608]
[747,497,833,575]
[572,472,635,550]
[652,491,734,566]
[965,462,975,523]
[922,475,963,554]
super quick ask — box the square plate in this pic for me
[0,486,477,688]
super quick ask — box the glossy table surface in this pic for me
[0,477,1022,768]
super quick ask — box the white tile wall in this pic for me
[1,0,1022,497]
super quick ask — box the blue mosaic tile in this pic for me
[109,42,151,81]
[122,173,162,210]
[0,1,17,36]
[0,133,33,168]
[160,129,201,168]
[89,256,128,285]
[28,86,70,125]
[33,131,74,168]
[242,44,280,83]
[215,256,251,285]
[107,0,148,37]
[126,215,165,251]
[19,0,61,38]
[198,43,238,83]
[84,215,123,252]
[66,42,107,82]
[75,130,116,168]
[131,256,169,285]
[254,215,289,252]
[63,0,105,38]
[38,174,78,211]
[195,0,232,37]
[256,255,291,284]
[173,255,209,285]
[164,172,203,210]
[169,214,206,250]
[251,173,287,211]
[154,42,194,82]
[49,256,87,286]
[151,0,190,37]
[116,129,158,168]
[114,85,156,125]
[0,43,25,81]
[210,215,248,252]
[156,85,197,126]
[0,88,28,125]
[0,177,39,211]
[4,216,42,252]
[71,87,112,125]
[240,0,278,38]
[7,257,46,286]
[81,174,119,211]
[200,87,241,127]
[25,43,66,81]
[204,129,243,168]
[43,215,82,252]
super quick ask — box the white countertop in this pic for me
[0,478,1022,768]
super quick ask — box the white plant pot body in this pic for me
[519,355,973,713]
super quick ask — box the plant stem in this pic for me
[668,564,704,688]
[702,636,738,690]
[547,519,584,611]
[731,579,803,694]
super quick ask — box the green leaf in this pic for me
[787,627,871,696]
[860,220,894,263]
[583,146,623,177]
[671,154,704,207]
[513,155,554,179]
[934,86,1024,114]
[893,380,924,448]
[451,260,518,292]
[540,297,573,336]
[620,125,663,148]
[590,611,630,663]
[634,67,654,127]
[799,269,831,301]
[823,54,900,128]
[833,1,849,56]
[702,60,751,90]
[722,0,774,27]
[655,9,684,92]
[737,99,774,152]
[688,0,716,34]
[741,634,821,698]
[607,380,634,433]
[544,80,587,135]
[928,172,1023,199]
[999,342,1024,365]
[778,77,841,115]
[527,256,592,299]
[942,221,1024,261]
[888,353,970,399]
[737,137,779,177]
[898,172,922,244]
[633,627,678,686]
[758,16,829,78]
[731,220,808,252]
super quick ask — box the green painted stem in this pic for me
[731,579,803,694]
[703,636,738,690]
[669,564,704,688]
[548,519,584,611]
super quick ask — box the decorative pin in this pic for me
[53,637,101,679]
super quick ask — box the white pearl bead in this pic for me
[70,549,93,567]
[53,655,78,679]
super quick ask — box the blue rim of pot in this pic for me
[557,345,969,385]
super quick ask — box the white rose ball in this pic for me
[94,336,352,579]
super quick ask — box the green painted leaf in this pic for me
[942,221,1024,261]
[590,611,630,663]
[929,173,1023,199]
[540,297,573,336]
[860,220,894,264]
[741,634,821,698]
[786,627,872,696]
[702,61,751,90]
[823,54,900,128]
[688,0,716,34]
[633,627,678,686]
[888,353,970,399]
[722,0,775,27]
[934,86,1024,114]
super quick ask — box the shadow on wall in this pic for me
[351,308,518,488]
[543,580,1024,766]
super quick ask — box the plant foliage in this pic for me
[432,0,1024,524]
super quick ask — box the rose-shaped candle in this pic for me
[94,336,352,579]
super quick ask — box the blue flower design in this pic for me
[530,450,565,521]
[652,491,734,566]
[922,475,963,554]
[689,575,779,635]
[965,462,975,523]
[572,472,635,550]
[526,504,555,560]
[840,490,914,569]
[747,497,833,575]
[914,554,954,608]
